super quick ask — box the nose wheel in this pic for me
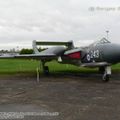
[103,74,110,82]
[102,66,111,82]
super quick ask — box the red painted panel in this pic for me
[67,52,81,59]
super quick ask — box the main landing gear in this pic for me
[99,66,111,82]
[43,66,49,75]
[41,61,49,75]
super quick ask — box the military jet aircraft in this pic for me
[0,38,120,82]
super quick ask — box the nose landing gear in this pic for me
[102,66,111,82]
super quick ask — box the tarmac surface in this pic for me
[0,73,120,120]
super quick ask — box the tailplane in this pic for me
[32,40,74,54]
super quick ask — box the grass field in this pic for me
[0,59,119,75]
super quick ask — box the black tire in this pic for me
[102,74,110,82]
[44,66,49,75]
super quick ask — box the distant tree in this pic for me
[20,49,33,54]
[0,50,9,53]
[19,47,48,54]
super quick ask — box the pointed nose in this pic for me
[103,44,120,63]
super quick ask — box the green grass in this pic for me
[111,63,120,73]
[0,59,39,75]
[0,59,119,75]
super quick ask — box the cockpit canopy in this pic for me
[90,38,111,47]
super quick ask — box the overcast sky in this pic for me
[0,0,120,49]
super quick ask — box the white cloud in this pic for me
[0,0,120,49]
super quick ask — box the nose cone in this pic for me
[103,44,120,63]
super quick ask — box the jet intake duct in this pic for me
[64,48,82,59]
[66,52,81,59]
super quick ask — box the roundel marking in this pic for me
[87,54,91,61]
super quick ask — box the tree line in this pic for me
[0,48,47,54]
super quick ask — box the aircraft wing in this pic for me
[0,46,66,60]
[16,53,56,60]
[0,53,56,60]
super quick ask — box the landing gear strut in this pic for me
[102,66,111,82]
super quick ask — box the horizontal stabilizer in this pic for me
[35,40,74,49]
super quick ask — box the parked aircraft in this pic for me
[0,38,120,82]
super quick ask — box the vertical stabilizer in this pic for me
[32,40,40,54]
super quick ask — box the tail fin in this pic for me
[32,40,40,54]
